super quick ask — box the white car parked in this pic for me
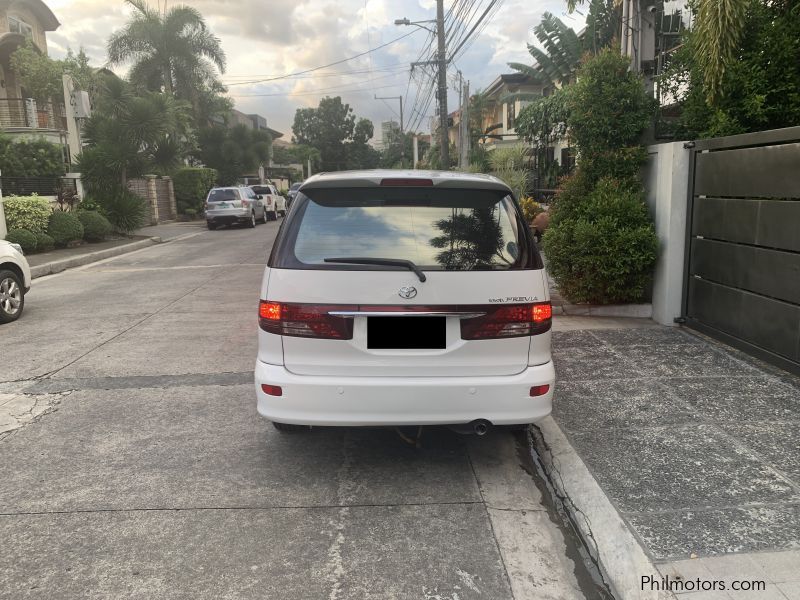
[0,239,31,324]
[250,184,286,221]
[255,170,555,433]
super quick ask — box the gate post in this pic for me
[145,175,159,225]
[644,141,691,326]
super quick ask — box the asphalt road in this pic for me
[0,222,592,599]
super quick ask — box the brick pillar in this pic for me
[145,175,159,225]
[163,176,176,219]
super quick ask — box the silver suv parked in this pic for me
[205,186,268,230]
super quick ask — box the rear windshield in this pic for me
[271,187,540,271]
[208,189,239,202]
[251,186,269,194]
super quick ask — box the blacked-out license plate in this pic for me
[367,317,446,349]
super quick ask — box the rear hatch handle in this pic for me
[324,257,427,282]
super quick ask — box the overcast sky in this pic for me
[44,0,585,141]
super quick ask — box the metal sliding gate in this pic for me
[684,127,800,374]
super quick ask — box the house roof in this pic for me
[9,0,61,31]
[483,72,538,99]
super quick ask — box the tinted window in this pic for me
[273,187,539,271]
[208,189,239,202]
[251,186,269,194]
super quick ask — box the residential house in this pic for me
[0,0,65,142]
[476,73,542,151]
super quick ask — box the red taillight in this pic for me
[242,200,249,209]
[532,302,552,323]
[258,301,355,339]
[380,178,433,187]
[261,384,282,396]
[259,301,282,320]
[530,384,550,397]
[461,302,552,340]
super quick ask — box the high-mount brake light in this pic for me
[380,178,433,187]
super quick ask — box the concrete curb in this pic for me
[530,417,677,600]
[552,303,653,318]
[30,237,161,279]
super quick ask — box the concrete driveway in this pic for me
[0,222,599,599]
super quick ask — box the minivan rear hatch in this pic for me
[264,184,548,377]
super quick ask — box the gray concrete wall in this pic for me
[644,141,691,326]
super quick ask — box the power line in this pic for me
[225,29,420,86]
[449,0,502,61]
[229,81,404,98]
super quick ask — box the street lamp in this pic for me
[394,17,437,34]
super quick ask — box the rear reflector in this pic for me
[530,384,550,397]
[380,178,433,187]
[261,384,283,396]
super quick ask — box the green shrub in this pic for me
[4,229,38,253]
[172,167,218,213]
[184,208,197,219]
[34,232,55,252]
[0,134,65,178]
[518,197,544,223]
[101,188,148,233]
[543,179,658,304]
[3,195,52,233]
[542,50,659,305]
[78,210,112,242]
[47,211,84,247]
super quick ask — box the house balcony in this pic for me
[0,98,68,134]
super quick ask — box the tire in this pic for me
[272,421,310,432]
[248,212,256,228]
[261,210,269,224]
[207,221,216,230]
[270,210,278,221]
[0,269,25,324]
[279,210,286,217]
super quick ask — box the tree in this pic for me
[662,0,799,137]
[9,41,62,101]
[508,2,617,90]
[107,0,226,119]
[292,96,376,171]
[196,125,272,185]
[541,49,658,304]
[77,74,193,189]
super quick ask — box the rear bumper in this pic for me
[254,360,555,426]
[207,210,250,223]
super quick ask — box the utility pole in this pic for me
[436,0,449,169]
[374,95,403,133]
[460,80,470,170]
[413,135,419,169]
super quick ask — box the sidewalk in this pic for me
[27,221,206,278]
[537,316,800,599]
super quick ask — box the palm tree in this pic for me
[568,0,749,106]
[508,12,583,89]
[107,0,226,99]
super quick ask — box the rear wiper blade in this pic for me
[323,257,427,282]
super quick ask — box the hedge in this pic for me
[173,167,218,214]
[35,232,55,252]
[3,195,52,233]
[0,135,65,178]
[47,211,84,247]
[4,229,38,253]
[78,210,112,242]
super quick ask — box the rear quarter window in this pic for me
[271,187,542,271]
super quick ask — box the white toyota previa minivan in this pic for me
[255,170,555,433]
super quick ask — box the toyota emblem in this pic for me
[398,286,418,299]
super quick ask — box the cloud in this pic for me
[43,0,585,137]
